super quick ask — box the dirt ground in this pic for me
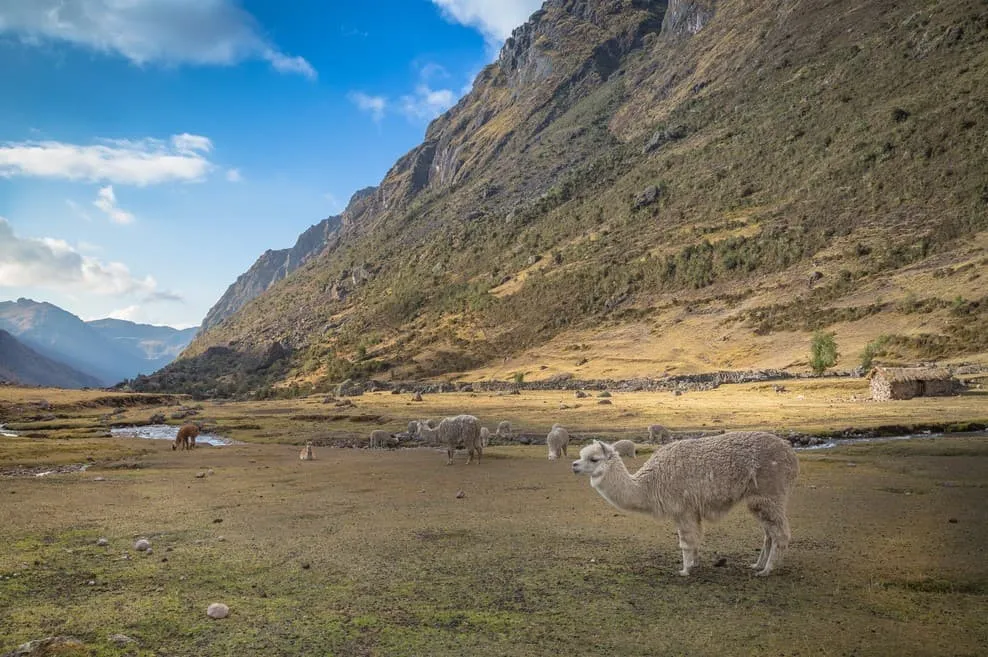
[1,432,987,656]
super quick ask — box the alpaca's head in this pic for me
[572,440,616,476]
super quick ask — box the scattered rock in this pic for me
[195,472,206,479]
[412,391,424,402]
[632,184,661,209]
[217,536,226,542]
[207,469,215,476]
[206,603,230,620]
[301,562,311,569]
[598,399,613,405]
[455,490,466,499]
[134,539,151,552]
[4,636,86,656]
[559,403,570,410]
[93,476,106,482]
[949,518,958,524]
[213,518,223,524]
[145,548,153,555]
[574,390,588,398]
[96,537,109,547]
[714,557,728,567]
[598,391,612,398]
[108,634,136,647]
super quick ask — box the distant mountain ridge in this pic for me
[0,299,195,386]
[0,329,103,389]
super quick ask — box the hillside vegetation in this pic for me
[138,0,988,397]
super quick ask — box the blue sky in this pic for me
[0,0,542,328]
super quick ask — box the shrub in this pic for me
[810,330,838,374]
[859,334,890,371]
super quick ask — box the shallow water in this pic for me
[0,424,17,437]
[794,430,988,451]
[111,424,238,446]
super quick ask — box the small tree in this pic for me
[810,330,838,374]
[512,371,525,385]
[859,334,890,372]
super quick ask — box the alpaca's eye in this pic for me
[590,457,599,462]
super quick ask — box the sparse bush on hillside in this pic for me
[810,330,839,374]
[860,335,891,371]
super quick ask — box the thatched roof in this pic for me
[867,366,953,383]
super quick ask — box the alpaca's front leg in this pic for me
[676,518,703,576]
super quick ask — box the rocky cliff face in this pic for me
[149,0,987,396]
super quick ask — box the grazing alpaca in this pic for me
[546,424,570,460]
[438,415,482,465]
[299,441,314,461]
[572,432,798,576]
[172,423,200,451]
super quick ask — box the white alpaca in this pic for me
[369,429,396,449]
[417,423,440,445]
[612,439,636,458]
[572,432,798,577]
[647,424,672,443]
[496,421,512,439]
[438,415,483,465]
[480,427,490,448]
[546,424,570,460]
[299,441,314,461]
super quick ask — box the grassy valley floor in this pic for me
[0,382,986,655]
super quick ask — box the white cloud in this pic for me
[92,185,135,225]
[0,0,316,79]
[170,133,213,154]
[324,192,343,213]
[400,85,457,120]
[348,92,387,122]
[0,217,156,295]
[0,135,213,185]
[225,168,243,183]
[108,304,143,322]
[430,0,542,42]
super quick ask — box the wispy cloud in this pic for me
[225,168,243,183]
[92,185,135,225]
[347,91,387,122]
[65,199,93,222]
[0,217,156,295]
[0,0,316,78]
[400,85,457,120]
[0,134,213,185]
[430,0,542,43]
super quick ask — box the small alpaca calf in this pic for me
[573,432,799,577]
[546,424,569,460]
[172,423,200,451]
[299,441,314,461]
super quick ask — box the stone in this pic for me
[134,539,151,552]
[196,472,206,479]
[632,185,661,209]
[206,603,230,619]
[598,399,613,405]
[5,636,86,656]
[455,490,466,499]
[108,634,136,646]
[412,391,424,402]
[96,537,109,546]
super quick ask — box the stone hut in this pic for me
[867,366,956,401]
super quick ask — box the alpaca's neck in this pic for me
[591,457,651,514]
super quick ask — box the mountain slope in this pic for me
[0,329,103,389]
[86,318,196,367]
[199,211,345,331]
[145,0,988,396]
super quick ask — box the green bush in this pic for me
[859,334,890,371]
[810,330,838,374]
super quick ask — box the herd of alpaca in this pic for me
[169,397,800,577]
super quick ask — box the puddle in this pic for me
[795,431,988,451]
[0,424,18,437]
[111,424,238,446]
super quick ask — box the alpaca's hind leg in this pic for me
[675,516,703,577]
[752,531,772,572]
[747,498,791,576]
[447,447,454,465]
